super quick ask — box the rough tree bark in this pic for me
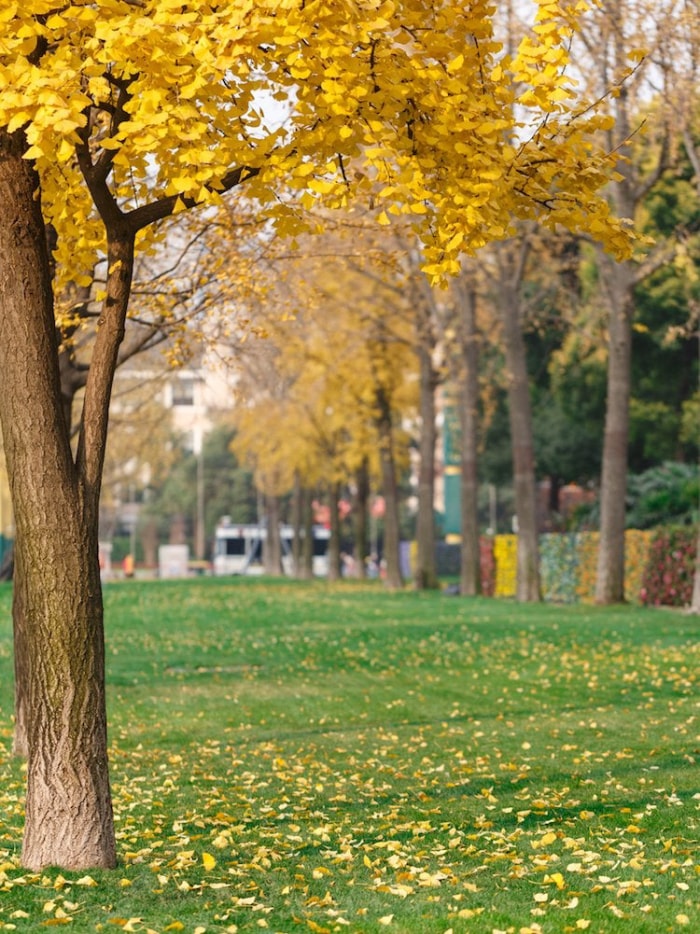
[0,130,118,868]
[13,289,94,760]
[11,564,29,759]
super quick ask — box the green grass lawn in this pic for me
[0,577,697,934]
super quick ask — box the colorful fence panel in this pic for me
[540,533,580,603]
[493,534,517,597]
[481,528,688,605]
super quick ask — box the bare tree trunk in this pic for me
[327,482,342,581]
[497,247,541,602]
[263,494,283,575]
[291,472,302,577]
[376,393,404,590]
[301,487,314,579]
[354,459,369,580]
[593,17,639,605]
[141,515,158,569]
[595,251,635,603]
[414,343,439,589]
[456,280,481,596]
[0,133,116,869]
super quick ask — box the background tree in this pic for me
[444,269,483,595]
[562,0,699,602]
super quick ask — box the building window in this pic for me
[172,377,195,406]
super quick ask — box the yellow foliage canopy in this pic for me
[0,0,633,291]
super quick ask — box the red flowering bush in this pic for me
[639,526,697,607]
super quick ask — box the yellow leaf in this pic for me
[164,925,185,933]
[308,177,336,195]
[202,852,217,871]
[544,872,565,890]
[305,922,330,934]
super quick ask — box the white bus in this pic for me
[212,519,330,577]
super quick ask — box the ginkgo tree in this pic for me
[0,0,633,871]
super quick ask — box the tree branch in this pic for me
[126,164,261,232]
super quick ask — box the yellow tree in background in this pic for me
[0,0,633,870]
[231,235,417,587]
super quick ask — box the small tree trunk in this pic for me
[596,252,634,604]
[456,279,481,596]
[498,257,541,602]
[414,344,439,590]
[291,472,302,577]
[327,482,342,581]
[594,21,637,605]
[354,459,370,580]
[263,494,283,574]
[301,488,314,579]
[141,516,159,568]
[548,475,561,517]
[376,394,404,590]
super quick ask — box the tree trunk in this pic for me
[548,475,561,517]
[594,18,637,605]
[291,472,302,577]
[498,261,541,603]
[327,482,342,581]
[11,567,29,758]
[376,394,404,590]
[354,459,369,580]
[263,494,283,574]
[0,132,116,869]
[301,488,314,579]
[595,251,635,603]
[457,281,481,596]
[414,343,439,590]
[141,515,159,569]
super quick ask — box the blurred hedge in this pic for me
[639,526,696,607]
[475,527,695,606]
